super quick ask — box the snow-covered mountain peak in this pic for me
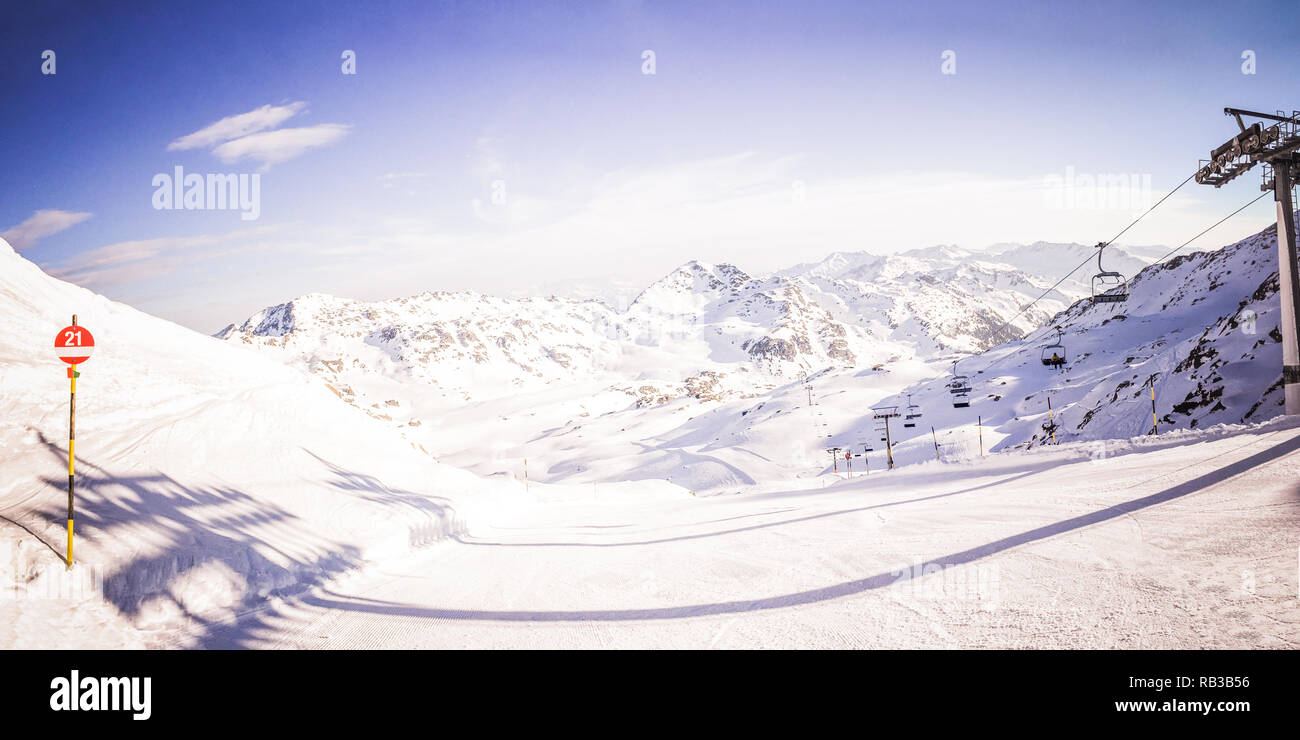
[630,260,752,313]
[897,243,973,262]
[214,234,1179,443]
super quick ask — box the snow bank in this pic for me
[0,237,516,646]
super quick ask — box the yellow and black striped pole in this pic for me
[67,315,78,570]
[1150,383,1158,435]
[1047,397,1058,445]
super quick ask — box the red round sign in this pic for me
[54,325,94,365]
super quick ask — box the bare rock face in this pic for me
[743,336,798,363]
[685,371,726,401]
[633,384,676,408]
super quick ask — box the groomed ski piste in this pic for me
[2,228,1298,649]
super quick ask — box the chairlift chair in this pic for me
[1091,242,1129,304]
[903,394,921,427]
[1039,325,1067,368]
[949,360,972,408]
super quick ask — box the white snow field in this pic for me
[191,419,1300,649]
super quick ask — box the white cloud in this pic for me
[211,124,352,169]
[1,209,92,251]
[165,102,349,169]
[452,154,1240,282]
[167,102,308,151]
[47,225,284,290]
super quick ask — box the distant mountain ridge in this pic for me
[217,242,1157,416]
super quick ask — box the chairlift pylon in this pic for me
[1091,242,1129,304]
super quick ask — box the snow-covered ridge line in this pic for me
[217,242,1156,415]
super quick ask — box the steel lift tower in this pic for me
[1196,108,1300,413]
[872,406,900,470]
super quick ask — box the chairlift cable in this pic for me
[1148,190,1271,266]
[1102,171,1198,247]
[987,169,1222,340]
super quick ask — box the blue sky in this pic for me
[1,0,1297,331]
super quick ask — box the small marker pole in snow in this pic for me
[68,345,76,570]
[931,426,940,461]
[53,315,94,570]
[1047,397,1058,445]
[1149,383,1159,435]
[977,416,984,457]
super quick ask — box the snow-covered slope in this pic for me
[845,224,1287,465]
[344,225,1277,491]
[0,236,519,647]
[610,224,1286,482]
[200,417,1300,649]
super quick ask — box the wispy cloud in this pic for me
[1,209,92,251]
[211,124,352,169]
[167,102,308,151]
[47,225,284,289]
[166,102,350,170]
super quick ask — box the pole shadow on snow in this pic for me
[263,432,1300,627]
[189,452,467,648]
[300,448,464,544]
[17,433,461,649]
